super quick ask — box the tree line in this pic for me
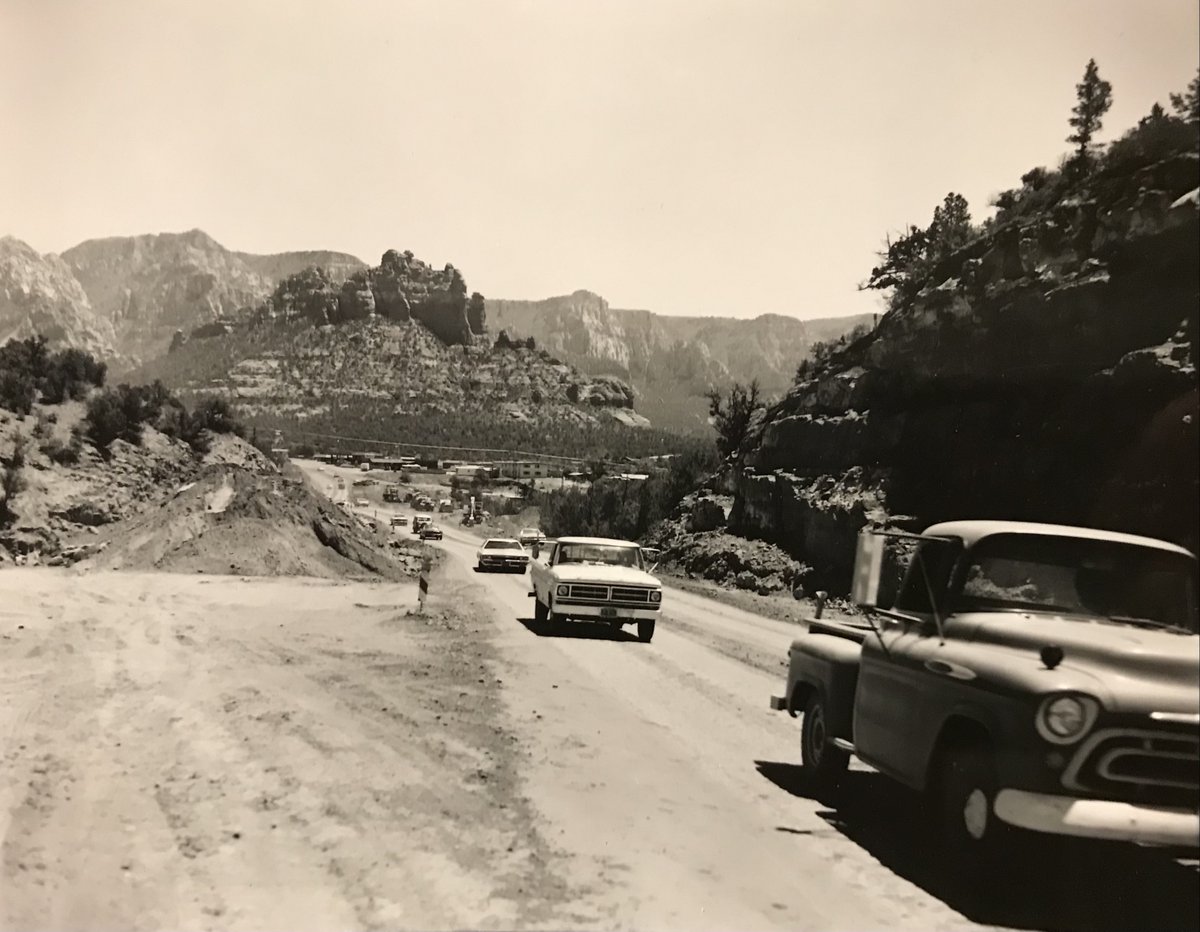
[538,445,723,541]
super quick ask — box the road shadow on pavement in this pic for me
[755,760,1199,932]
[515,617,641,642]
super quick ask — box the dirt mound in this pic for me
[84,464,420,579]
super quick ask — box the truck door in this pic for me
[853,538,959,787]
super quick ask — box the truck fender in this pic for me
[786,634,862,741]
[918,702,1004,792]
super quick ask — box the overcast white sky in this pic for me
[2,0,1197,319]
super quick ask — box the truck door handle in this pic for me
[924,659,976,681]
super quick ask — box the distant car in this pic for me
[390,515,409,527]
[476,538,530,573]
[355,498,370,507]
[518,527,545,547]
[420,524,444,541]
[412,514,433,534]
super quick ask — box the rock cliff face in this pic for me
[0,237,117,358]
[488,290,873,432]
[731,153,1199,590]
[259,249,481,347]
[62,230,275,365]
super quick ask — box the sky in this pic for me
[2,1,1197,321]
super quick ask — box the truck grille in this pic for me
[611,586,652,603]
[568,584,609,601]
[1064,728,1200,807]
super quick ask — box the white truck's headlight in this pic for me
[649,590,661,603]
[556,584,569,597]
[1036,694,1098,744]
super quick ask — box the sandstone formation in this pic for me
[265,249,483,347]
[126,316,647,438]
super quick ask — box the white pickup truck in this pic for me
[529,536,663,642]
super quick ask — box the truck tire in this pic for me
[800,693,849,790]
[931,745,1014,897]
[637,620,656,643]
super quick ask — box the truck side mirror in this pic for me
[851,532,886,608]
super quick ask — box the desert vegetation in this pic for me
[538,443,722,540]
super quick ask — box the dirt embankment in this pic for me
[84,464,422,579]
[2,403,416,580]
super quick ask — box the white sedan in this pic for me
[476,538,530,574]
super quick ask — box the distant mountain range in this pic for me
[2,228,872,435]
[488,290,873,432]
[1,230,367,366]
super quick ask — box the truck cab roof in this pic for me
[923,520,1195,559]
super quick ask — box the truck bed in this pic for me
[806,617,873,644]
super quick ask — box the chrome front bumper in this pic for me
[994,789,1200,848]
[552,602,659,622]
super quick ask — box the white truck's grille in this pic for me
[568,584,609,601]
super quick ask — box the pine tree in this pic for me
[1067,59,1114,171]
[1169,68,1200,123]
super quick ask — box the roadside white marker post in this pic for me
[417,556,431,613]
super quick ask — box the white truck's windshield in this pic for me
[953,534,1198,633]
[556,544,642,569]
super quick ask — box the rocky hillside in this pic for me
[714,147,1199,591]
[487,290,872,432]
[123,313,675,460]
[61,230,367,366]
[0,237,117,359]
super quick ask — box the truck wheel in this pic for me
[932,746,1013,893]
[637,620,656,643]
[800,693,849,790]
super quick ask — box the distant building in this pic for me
[497,460,552,480]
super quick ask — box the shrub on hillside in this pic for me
[156,401,210,455]
[42,433,82,465]
[192,397,245,437]
[0,336,106,413]
[0,435,27,527]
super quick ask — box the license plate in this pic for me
[600,607,617,618]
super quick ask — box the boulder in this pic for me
[685,496,726,533]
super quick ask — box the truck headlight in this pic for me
[1036,693,1099,745]
[556,584,569,597]
[649,590,661,603]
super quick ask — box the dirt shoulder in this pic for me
[0,567,580,930]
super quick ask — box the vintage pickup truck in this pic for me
[770,520,1199,864]
[529,536,662,642]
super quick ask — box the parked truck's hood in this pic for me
[957,612,1200,713]
[548,565,661,587]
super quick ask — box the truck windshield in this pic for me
[953,534,1198,633]
[556,544,642,568]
